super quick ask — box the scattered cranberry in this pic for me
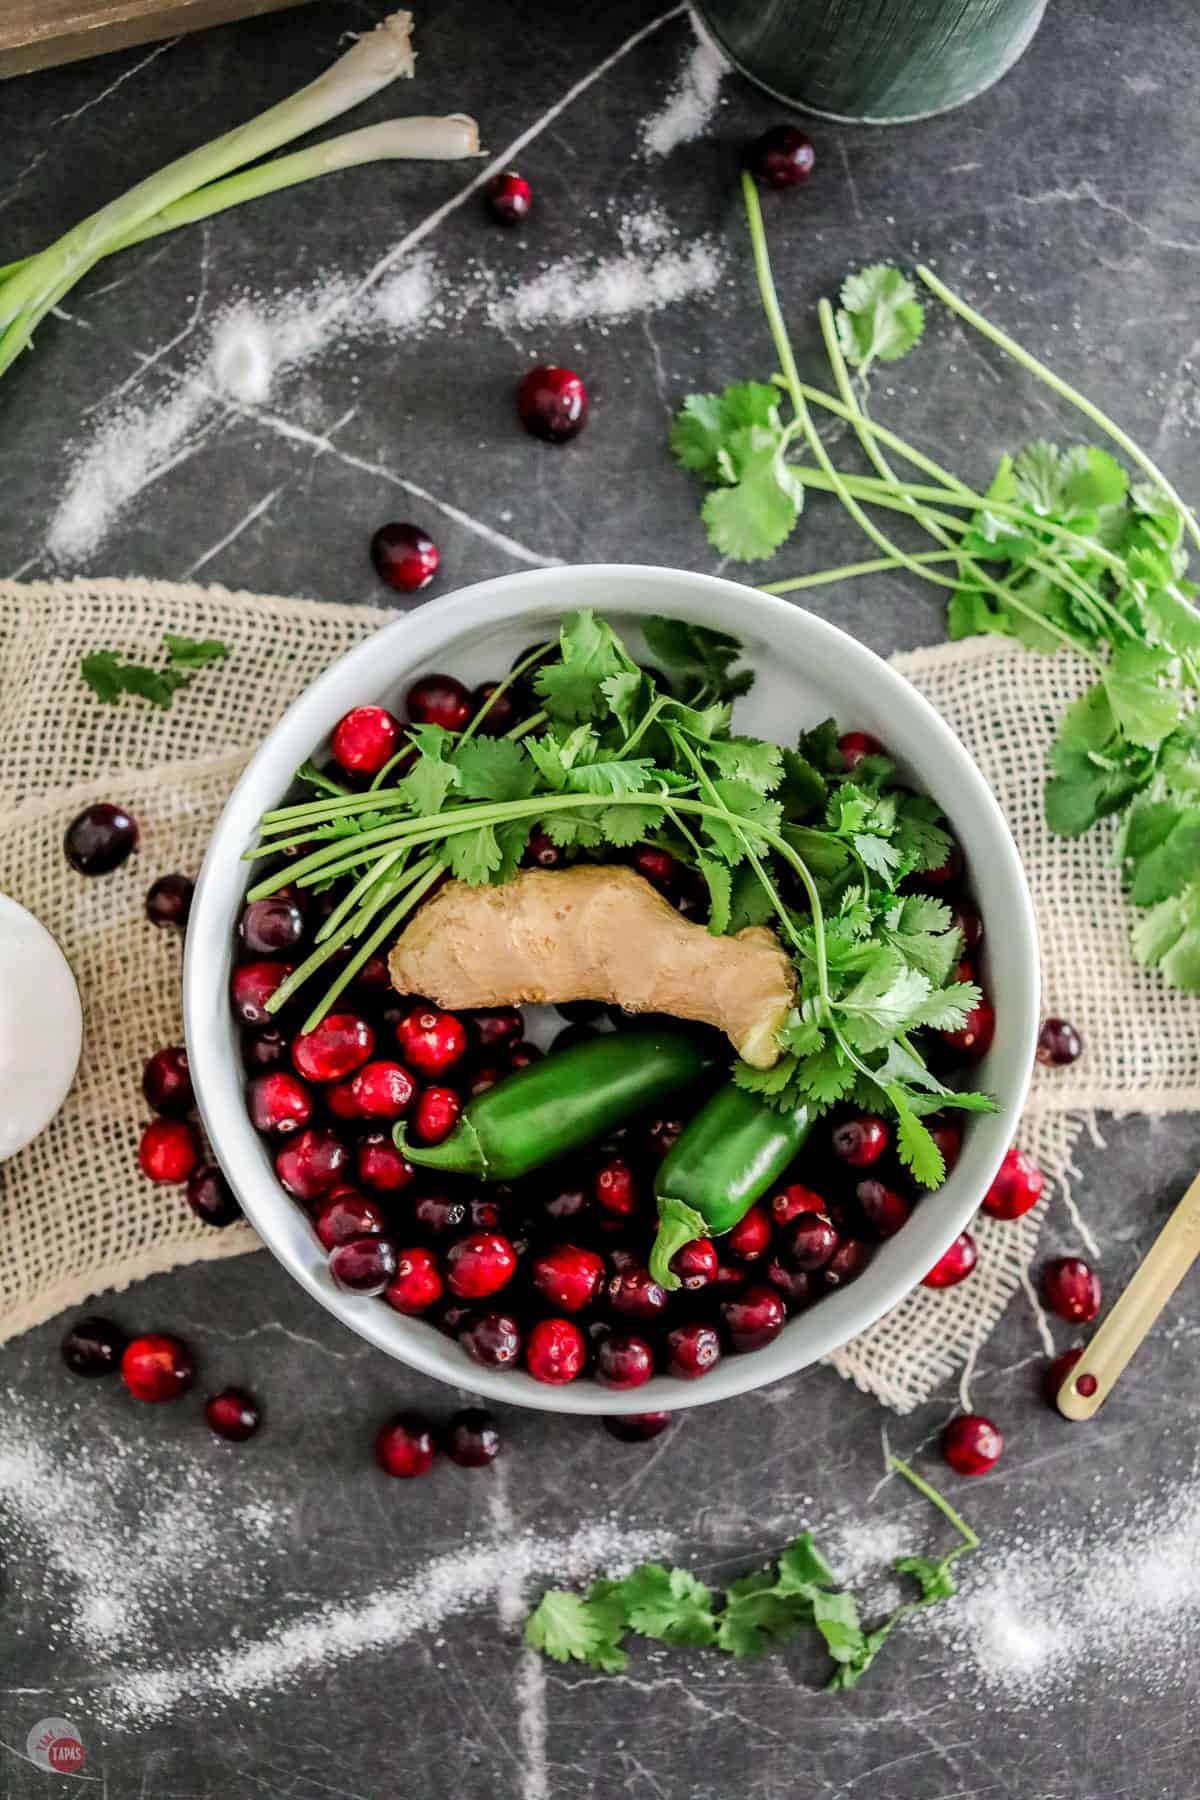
[517,365,588,444]
[783,1211,839,1270]
[242,1027,288,1072]
[595,1156,638,1219]
[414,1193,468,1237]
[239,896,305,956]
[486,169,532,224]
[766,1259,812,1308]
[927,1119,963,1177]
[370,523,439,595]
[470,681,520,736]
[950,898,984,955]
[145,872,193,928]
[670,1238,718,1291]
[1037,1017,1083,1067]
[1042,1256,1101,1323]
[447,1407,500,1467]
[356,1132,414,1193]
[292,1013,374,1083]
[315,1191,387,1249]
[64,802,138,875]
[231,960,294,1028]
[666,1320,721,1380]
[728,1204,772,1261]
[857,1180,910,1239]
[406,674,472,733]
[721,1283,786,1353]
[142,1045,194,1118]
[375,1412,436,1478]
[395,1005,468,1077]
[121,1333,193,1402]
[329,1233,397,1295]
[525,1317,586,1384]
[461,1310,523,1368]
[248,1070,313,1137]
[205,1387,261,1442]
[981,1146,1044,1220]
[832,1114,888,1167]
[605,1267,668,1325]
[526,827,562,869]
[446,1232,518,1300]
[837,730,880,770]
[822,1238,873,1288]
[604,1411,672,1443]
[942,1413,1003,1476]
[747,124,816,189]
[275,1128,348,1203]
[139,1117,200,1184]
[770,1184,827,1229]
[630,846,677,893]
[923,1232,978,1289]
[413,1085,462,1144]
[61,1315,125,1377]
[186,1163,240,1228]
[941,996,994,1060]
[384,1246,444,1315]
[348,1060,415,1121]
[533,1243,605,1313]
[468,1008,524,1054]
[595,1333,654,1389]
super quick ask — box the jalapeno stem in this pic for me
[394,1115,487,1178]
[648,1197,709,1291]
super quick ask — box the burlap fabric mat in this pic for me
[3,579,1197,1410]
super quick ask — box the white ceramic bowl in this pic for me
[185,565,1039,1413]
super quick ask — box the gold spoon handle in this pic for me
[1057,1168,1200,1420]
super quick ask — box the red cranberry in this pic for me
[239,897,305,956]
[950,898,984,955]
[64,802,138,875]
[370,523,439,595]
[384,1246,444,1315]
[1042,1256,1101,1323]
[446,1232,517,1299]
[941,997,994,1060]
[332,705,403,779]
[315,1191,387,1249]
[145,871,193,928]
[770,1184,828,1229]
[486,169,531,224]
[728,1204,771,1261]
[231,960,294,1028]
[470,681,520,736]
[139,1117,200,1184]
[325,1079,361,1123]
[630,845,677,893]
[922,1232,978,1288]
[248,1070,313,1137]
[205,1387,261,1442]
[981,1146,1044,1220]
[242,1028,288,1073]
[349,1060,415,1121]
[405,674,472,732]
[413,1085,462,1144]
[1037,1017,1083,1067]
[666,1321,721,1380]
[927,1119,963,1177]
[517,365,588,444]
[857,1180,910,1239]
[1042,1347,1098,1406]
[595,1333,655,1389]
[713,1260,750,1291]
[275,1128,348,1202]
[186,1163,240,1227]
[766,1259,812,1309]
[468,1065,503,1099]
[395,1005,468,1077]
[747,124,816,189]
[61,1315,125,1376]
[832,1114,888,1168]
[413,1193,468,1236]
[837,730,880,769]
[783,1212,839,1270]
[721,1283,786,1353]
[142,1045,194,1118]
[292,1013,374,1083]
[526,827,562,869]
[645,1116,686,1162]
[604,1411,672,1443]
[375,1412,436,1478]
[461,1310,523,1368]
[329,1233,398,1295]
[942,1413,1003,1476]
[605,1267,668,1325]
[821,1237,873,1288]
[533,1243,605,1313]
[468,1008,524,1053]
[447,1407,500,1467]
[670,1238,718,1291]
[509,1040,542,1070]
[121,1333,193,1402]
[356,1132,414,1193]
[595,1156,638,1219]
[525,1317,586,1384]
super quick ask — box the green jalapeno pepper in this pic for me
[648,1084,813,1290]
[394,1026,715,1182]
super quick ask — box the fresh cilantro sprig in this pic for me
[81,633,228,709]
[525,1457,977,1689]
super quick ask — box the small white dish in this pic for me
[184,565,1039,1413]
[0,895,83,1162]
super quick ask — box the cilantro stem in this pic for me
[916,263,1200,555]
[619,693,671,758]
[315,844,409,943]
[459,643,551,747]
[888,1454,979,1552]
[300,859,445,1030]
[761,550,962,592]
[265,853,435,1015]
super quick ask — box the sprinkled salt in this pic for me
[640,36,727,159]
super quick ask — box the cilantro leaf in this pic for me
[811,1587,867,1665]
[565,758,654,797]
[776,1532,838,1591]
[1102,642,1183,750]
[454,737,538,803]
[1119,789,1200,905]
[595,802,666,847]
[886,1084,946,1188]
[669,392,729,481]
[444,824,503,885]
[697,854,732,935]
[715,1573,809,1658]
[893,1554,959,1605]
[536,611,638,723]
[80,649,190,708]
[619,1565,717,1648]
[525,1590,626,1671]
[836,266,925,370]
[163,632,229,669]
[701,423,804,562]
[1131,879,1200,989]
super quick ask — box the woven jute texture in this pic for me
[2,579,1197,1411]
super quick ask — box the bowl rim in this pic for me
[184,563,1039,1414]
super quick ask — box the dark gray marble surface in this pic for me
[3,3,1200,1795]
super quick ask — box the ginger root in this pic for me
[387,865,795,1068]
